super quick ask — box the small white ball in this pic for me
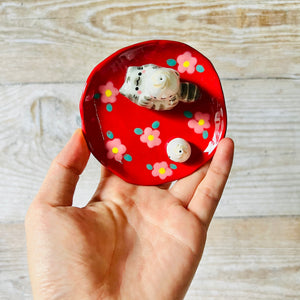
[167,138,191,163]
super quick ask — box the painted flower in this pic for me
[106,138,126,162]
[152,161,173,180]
[188,112,210,134]
[140,127,161,148]
[99,81,119,103]
[177,51,197,74]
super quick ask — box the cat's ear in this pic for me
[119,81,127,96]
[126,66,135,76]
[120,66,137,96]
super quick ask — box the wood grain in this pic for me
[1,217,299,300]
[186,217,300,299]
[0,0,299,84]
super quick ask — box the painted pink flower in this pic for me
[177,51,197,74]
[152,161,173,180]
[106,138,126,162]
[188,112,210,134]
[99,81,119,103]
[140,127,161,148]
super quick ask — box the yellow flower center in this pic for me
[148,135,154,141]
[159,168,166,175]
[112,147,119,154]
[105,89,112,97]
[198,119,205,126]
[183,61,190,68]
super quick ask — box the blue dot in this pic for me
[106,131,114,139]
[203,130,209,139]
[184,111,193,118]
[124,154,132,162]
[170,164,177,170]
[106,103,113,112]
[166,59,177,67]
[196,65,205,73]
[94,93,100,99]
[146,164,153,171]
[152,121,160,129]
[134,128,143,135]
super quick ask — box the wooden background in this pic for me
[1,0,299,299]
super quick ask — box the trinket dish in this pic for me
[80,40,227,185]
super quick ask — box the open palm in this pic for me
[25,130,234,300]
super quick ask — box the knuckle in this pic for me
[199,185,219,204]
[24,201,50,229]
[211,164,228,180]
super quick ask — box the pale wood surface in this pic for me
[1,218,299,300]
[1,0,299,299]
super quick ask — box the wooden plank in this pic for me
[0,223,31,300]
[220,78,300,217]
[0,79,299,222]
[0,0,299,84]
[186,216,300,299]
[0,217,299,299]
[0,83,100,223]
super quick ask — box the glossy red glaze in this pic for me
[80,40,227,185]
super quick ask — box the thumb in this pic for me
[34,129,90,207]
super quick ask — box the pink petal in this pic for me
[159,173,167,180]
[189,56,197,65]
[159,162,167,169]
[140,134,148,143]
[188,119,198,129]
[194,112,203,121]
[112,87,119,96]
[105,140,113,150]
[112,138,121,147]
[152,169,158,177]
[188,120,204,134]
[184,51,192,58]
[106,81,114,88]
[153,130,160,138]
[144,127,153,135]
[194,126,204,134]
[187,66,196,74]
[114,153,123,161]
[147,137,161,148]
[178,65,186,73]
[153,137,162,146]
[177,54,186,64]
[165,168,173,177]
[118,144,127,155]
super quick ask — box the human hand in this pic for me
[25,129,234,300]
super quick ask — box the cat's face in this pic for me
[119,64,180,109]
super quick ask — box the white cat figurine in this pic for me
[119,64,200,111]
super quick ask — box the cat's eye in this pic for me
[138,72,142,76]
[135,87,139,91]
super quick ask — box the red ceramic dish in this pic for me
[80,40,227,185]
